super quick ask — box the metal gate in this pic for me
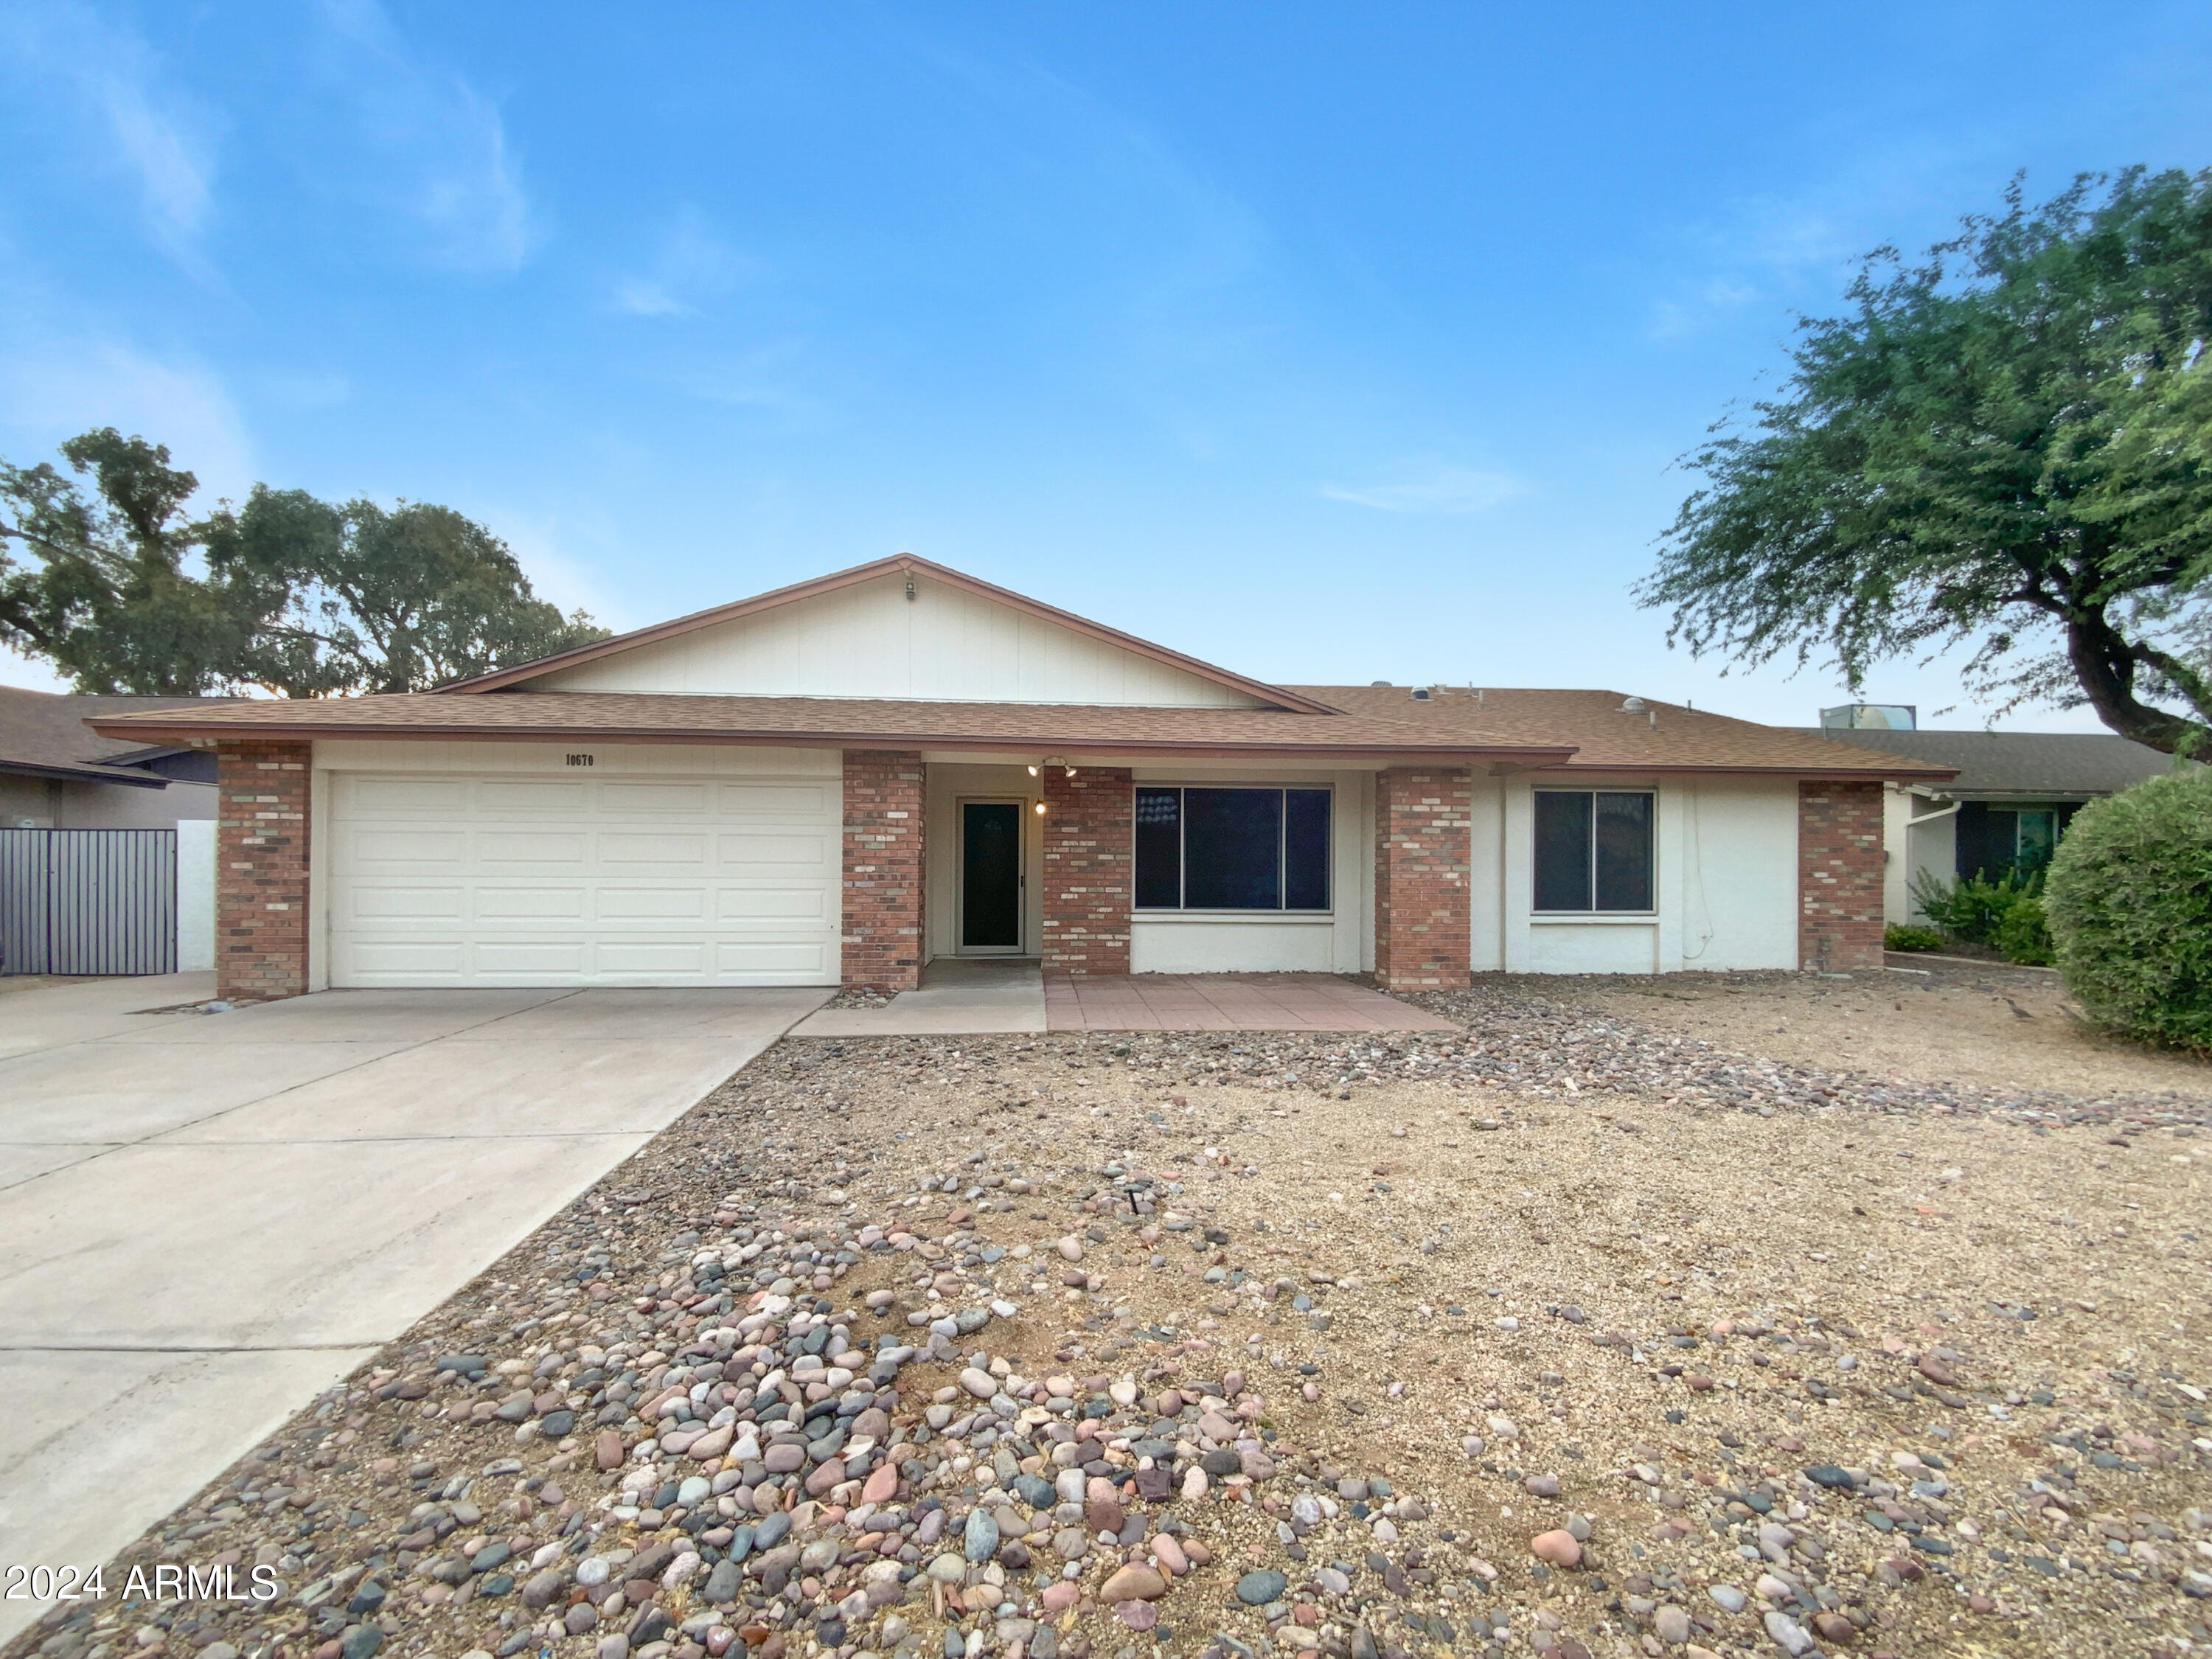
[0,828,178,975]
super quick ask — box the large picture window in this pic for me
[1534,790,1654,912]
[1134,787,1331,911]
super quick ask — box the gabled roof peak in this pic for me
[441,552,1340,715]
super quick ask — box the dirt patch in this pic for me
[15,1007,2209,1659]
[1571,964,2212,1103]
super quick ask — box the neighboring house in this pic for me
[1806,724,2187,923]
[87,554,1951,1001]
[0,686,226,828]
[1,686,238,974]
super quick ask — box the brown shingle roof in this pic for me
[81,684,1955,778]
[1292,686,1957,777]
[0,685,237,785]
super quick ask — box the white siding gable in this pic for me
[524,569,1271,707]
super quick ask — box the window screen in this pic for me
[1534,789,1654,911]
[1133,786,1331,911]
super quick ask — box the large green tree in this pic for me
[1643,168,2212,756]
[0,428,606,695]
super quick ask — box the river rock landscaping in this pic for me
[11,975,2211,1659]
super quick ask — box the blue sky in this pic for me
[3,2,2208,728]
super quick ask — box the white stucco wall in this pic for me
[1885,786,1956,924]
[528,569,1267,708]
[176,817,216,971]
[1485,773,1799,975]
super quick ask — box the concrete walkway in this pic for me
[1045,971,1458,1032]
[792,957,1046,1037]
[0,976,829,1645]
[790,961,1458,1038]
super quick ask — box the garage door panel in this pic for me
[599,782,712,815]
[474,887,590,919]
[715,888,828,922]
[714,832,831,871]
[341,940,470,979]
[717,784,832,818]
[330,769,839,987]
[474,831,591,866]
[344,778,470,817]
[593,941,711,974]
[594,887,709,920]
[715,940,833,975]
[475,780,591,815]
[472,942,591,975]
[347,886,467,920]
[599,832,712,867]
[349,829,470,866]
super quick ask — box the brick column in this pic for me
[1374,765,1472,990]
[1798,779,1884,971]
[216,740,311,1002]
[1041,768,1132,977]
[842,750,926,991]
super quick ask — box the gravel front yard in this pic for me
[13,973,2211,1659]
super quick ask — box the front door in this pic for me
[959,800,1023,953]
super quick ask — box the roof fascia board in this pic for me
[1531,762,1958,782]
[0,757,168,787]
[438,552,1340,716]
[84,714,1573,763]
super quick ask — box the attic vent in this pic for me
[1410,687,1433,701]
[1370,680,1391,688]
[1620,696,1646,712]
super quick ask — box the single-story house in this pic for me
[87,554,1953,1001]
[1805,726,2187,923]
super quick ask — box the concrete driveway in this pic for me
[0,975,827,1644]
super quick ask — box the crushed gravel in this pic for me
[11,982,2212,1659]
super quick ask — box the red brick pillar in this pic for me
[1041,768,1132,977]
[842,750,926,991]
[216,740,311,1002]
[1798,779,1884,971]
[1374,766,1472,990]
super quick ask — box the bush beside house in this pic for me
[1906,866,2053,964]
[2044,768,2212,1051]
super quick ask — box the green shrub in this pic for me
[1907,866,2043,945]
[1883,922,1946,952]
[2045,766,2212,1050]
[1994,893,2054,966]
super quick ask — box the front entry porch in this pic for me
[794,957,1453,1035]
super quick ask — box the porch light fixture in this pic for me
[1026,764,1040,776]
[1033,801,1047,815]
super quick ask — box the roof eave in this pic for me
[0,757,170,788]
[84,712,1574,764]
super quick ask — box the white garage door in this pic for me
[327,772,840,987]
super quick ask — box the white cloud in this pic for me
[0,2,218,265]
[613,208,762,320]
[1321,466,1528,515]
[0,339,254,503]
[313,0,537,274]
